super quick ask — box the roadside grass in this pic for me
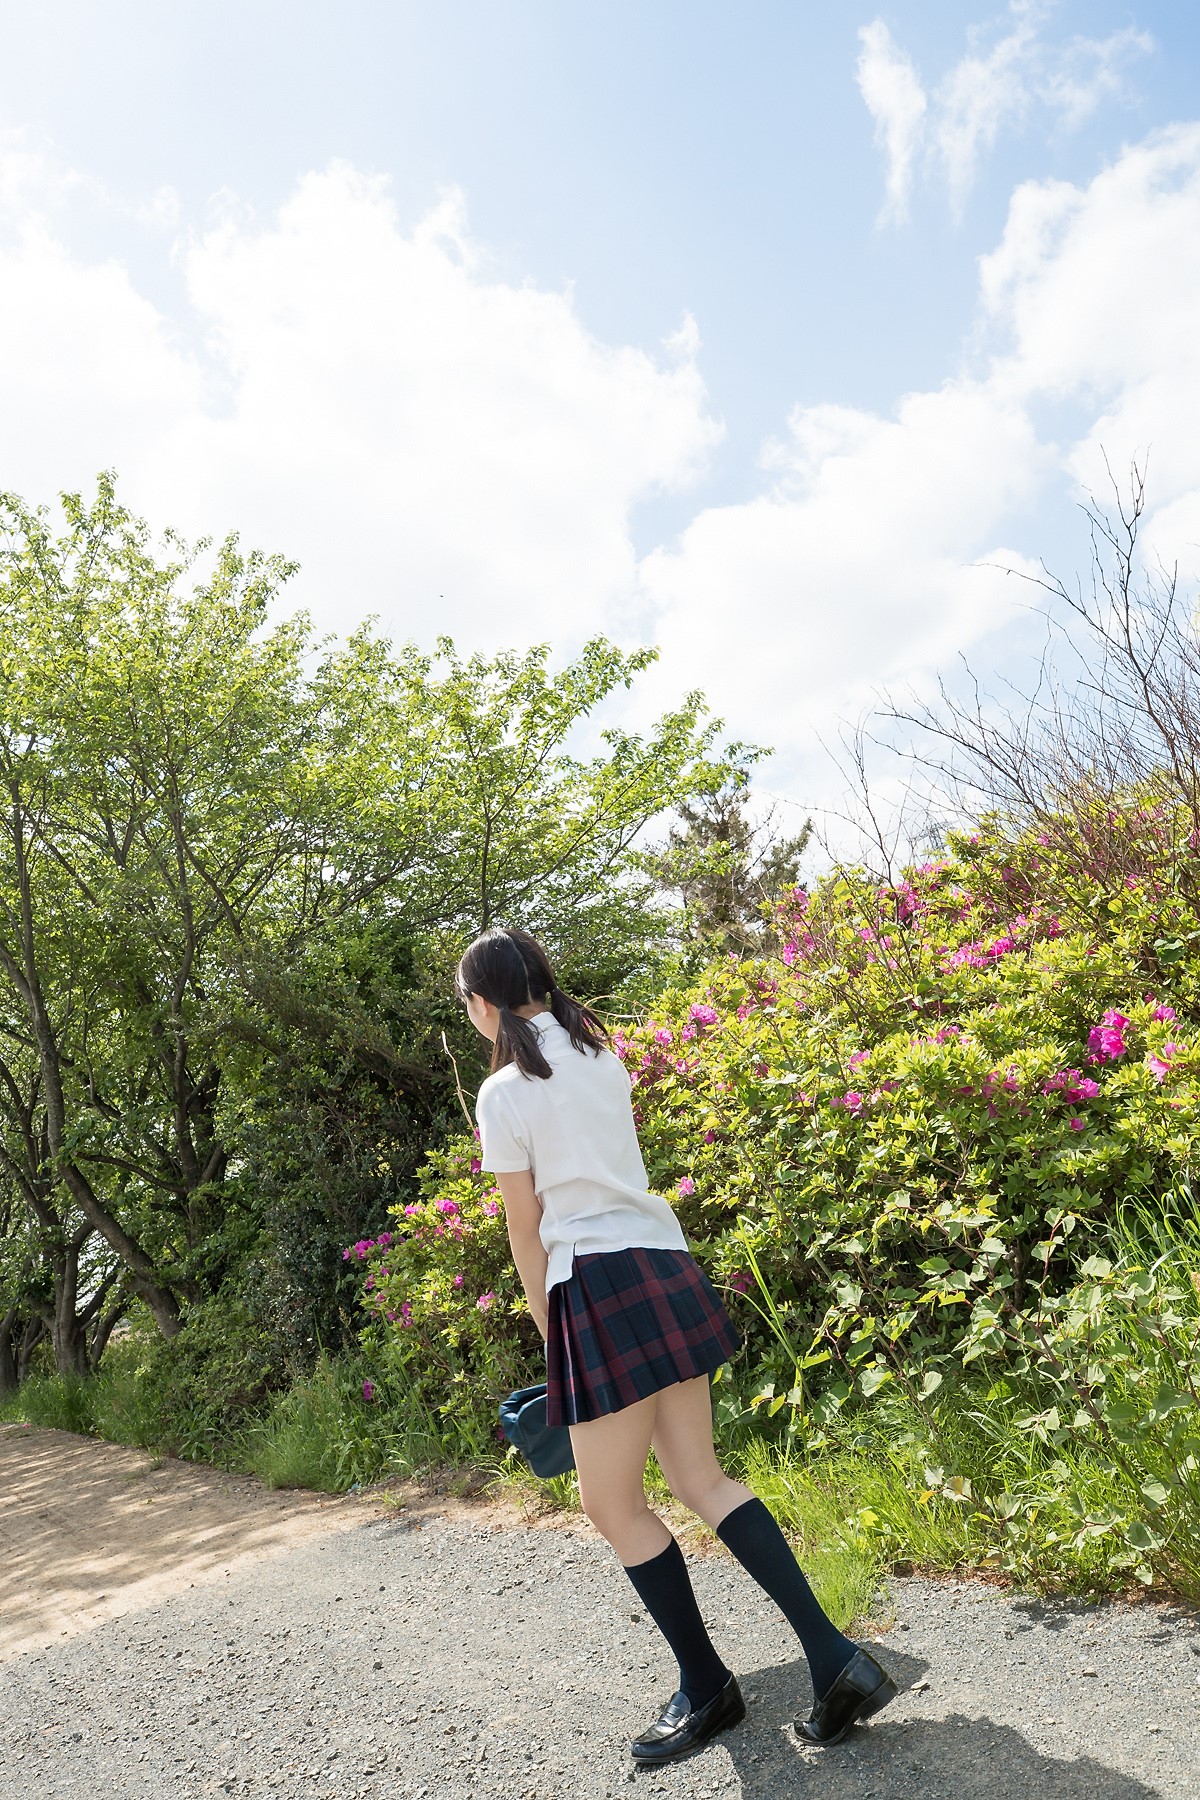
[7,1335,1199,1612]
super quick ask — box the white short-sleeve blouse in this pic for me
[474,1013,690,1293]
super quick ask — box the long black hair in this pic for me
[455,926,608,1079]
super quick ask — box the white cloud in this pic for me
[855,20,927,225]
[857,5,1154,222]
[0,152,720,645]
[5,123,1200,839]
[632,121,1200,810]
[635,384,1048,781]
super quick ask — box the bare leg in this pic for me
[653,1373,855,1698]
[650,1372,755,1529]
[571,1387,731,1714]
[568,1390,670,1564]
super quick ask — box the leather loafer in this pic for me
[630,1672,746,1763]
[794,1647,897,1746]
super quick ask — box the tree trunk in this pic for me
[0,1306,17,1395]
[15,1315,45,1385]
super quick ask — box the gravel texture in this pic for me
[2,1506,1199,1799]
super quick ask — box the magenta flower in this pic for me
[848,1049,868,1070]
[1147,1042,1182,1082]
[1152,1004,1178,1023]
[689,1004,719,1029]
[1042,1069,1100,1102]
[727,1271,753,1294]
[482,1198,501,1216]
[362,1379,375,1402]
[1088,1010,1130,1064]
[677,1176,696,1197]
[342,1248,351,1261]
[436,1198,459,1215]
[453,1273,464,1288]
[654,1027,673,1047]
[703,1129,716,1144]
[399,1301,413,1327]
[469,1157,482,1173]
[476,1291,495,1312]
[833,1091,864,1113]
[1068,1118,1084,1131]
[781,940,799,966]
[403,1203,421,1217]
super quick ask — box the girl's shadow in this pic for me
[700,1654,1165,1798]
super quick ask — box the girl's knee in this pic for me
[581,1491,649,1541]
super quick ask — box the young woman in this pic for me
[457,926,896,1766]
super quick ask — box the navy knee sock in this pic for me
[715,1496,855,1698]
[622,1537,730,1711]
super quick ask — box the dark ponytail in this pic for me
[455,926,608,1080]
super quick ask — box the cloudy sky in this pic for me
[1,1,1197,828]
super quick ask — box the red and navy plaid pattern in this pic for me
[545,1245,743,1427]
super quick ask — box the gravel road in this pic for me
[3,1495,1199,1800]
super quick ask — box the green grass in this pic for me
[8,1318,1199,1613]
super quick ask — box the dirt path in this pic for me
[3,1424,1199,1799]
[0,1422,384,1660]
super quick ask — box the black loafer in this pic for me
[630,1673,746,1764]
[794,1647,897,1746]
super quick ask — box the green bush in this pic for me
[102,1285,289,1466]
[343,795,1200,1594]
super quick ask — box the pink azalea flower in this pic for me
[1147,1042,1182,1082]
[1068,1118,1084,1131]
[703,1129,716,1144]
[1152,1004,1177,1023]
[654,1027,673,1047]
[727,1271,753,1294]
[848,1049,869,1070]
[436,1198,459,1215]
[469,1157,482,1173]
[476,1291,495,1312]
[362,1379,375,1402]
[482,1198,501,1216]
[677,1176,696,1197]
[1088,1010,1129,1064]
[689,1004,719,1028]
[453,1273,464,1288]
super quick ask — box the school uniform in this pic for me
[475,1013,742,1426]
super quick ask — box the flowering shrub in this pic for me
[344,795,1200,1583]
[344,1143,539,1433]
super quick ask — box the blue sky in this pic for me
[1,2,1198,833]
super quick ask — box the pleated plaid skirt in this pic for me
[544,1245,743,1427]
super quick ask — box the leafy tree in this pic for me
[0,478,735,1376]
[643,761,812,957]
